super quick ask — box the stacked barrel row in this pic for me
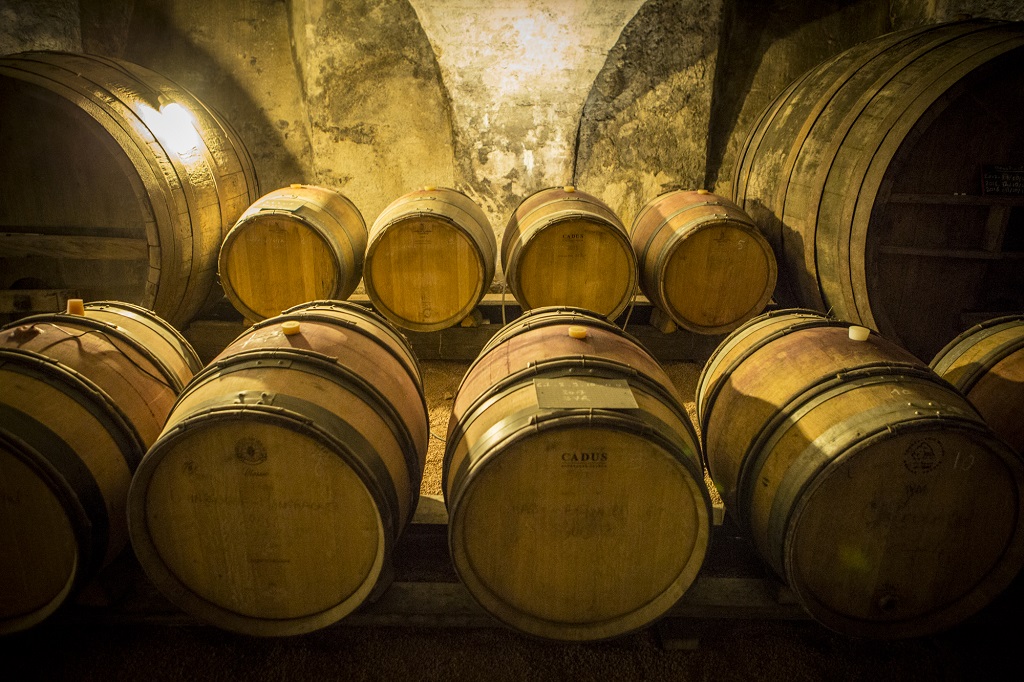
[216,184,778,336]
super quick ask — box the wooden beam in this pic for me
[0,233,149,260]
[0,288,75,313]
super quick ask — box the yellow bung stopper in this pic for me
[848,325,870,342]
[696,189,710,195]
[290,183,303,188]
[282,320,302,336]
[66,299,86,316]
[568,325,588,339]
[563,185,576,193]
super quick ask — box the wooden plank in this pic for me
[889,193,1024,206]
[877,245,1024,260]
[0,233,149,260]
[0,288,74,313]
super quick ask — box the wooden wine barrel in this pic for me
[696,308,1024,638]
[0,300,201,633]
[444,307,710,641]
[732,19,1024,360]
[501,186,636,319]
[630,189,776,334]
[0,51,260,327]
[931,314,1024,453]
[0,348,145,635]
[0,300,202,444]
[127,301,428,636]
[219,185,367,321]
[364,187,495,331]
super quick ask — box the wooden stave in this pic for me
[930,314,1024,453]
[730,21,1024,360]
[0,303,199,446]
[697,309,1024,638]
[630,190,776,334]
[364,187,495,332]
[0,51,259,327]
[443,309,710,640]
[219,185,367,321]
[501,187,635,319]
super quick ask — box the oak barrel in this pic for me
[127,301,428,636]
[696,308,1024,638]
[0,301,200,634]
[501,186,636,319]
[219,185,367,321]
[931,314,1024,453]
[364,187,495,331]
[0,51,260,327]
[630,189,776,334]
[732,20,1024,360]
[444,307,710,640]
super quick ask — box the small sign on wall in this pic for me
[982,165,1024,196]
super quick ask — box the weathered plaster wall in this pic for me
[288,0,456,222]
[575,0,722,229]
[0,0,79,54]
[2,0,1023,288]
[409,0,645,241]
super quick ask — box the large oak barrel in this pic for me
[0,51,260,327]
[732,20,1024,360]
[630,189,776,334]
[501,186,636,319]
[444,307,710,640]
[696,308,1024,638]
[0,301,200,634]
[219,185,367,321]
[127,301,428,636]
[364,187,495,331]
[931,314,1024,453]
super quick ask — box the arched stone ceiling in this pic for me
[409,0,646,242]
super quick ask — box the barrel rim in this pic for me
[781,414,1024,638]
[126,402,392,636]
[503,209,637,319]
[445,413,712,641]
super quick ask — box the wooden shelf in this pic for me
[62,495,808,635]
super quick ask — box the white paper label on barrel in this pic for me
[534,378,638,409]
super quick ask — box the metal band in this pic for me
[446,406,708,516]
[86,300,203,375]
[152,392,401,539]
[636,200,725,268]
[178,347,423,499]
[697,312,843,440]
[273,300,424,385]
[3,312,184,392]
[765,404,984,579]
[736,365,943,534]
[0,348,146,471]
[0,402,108,587]
[451,354,693,459]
